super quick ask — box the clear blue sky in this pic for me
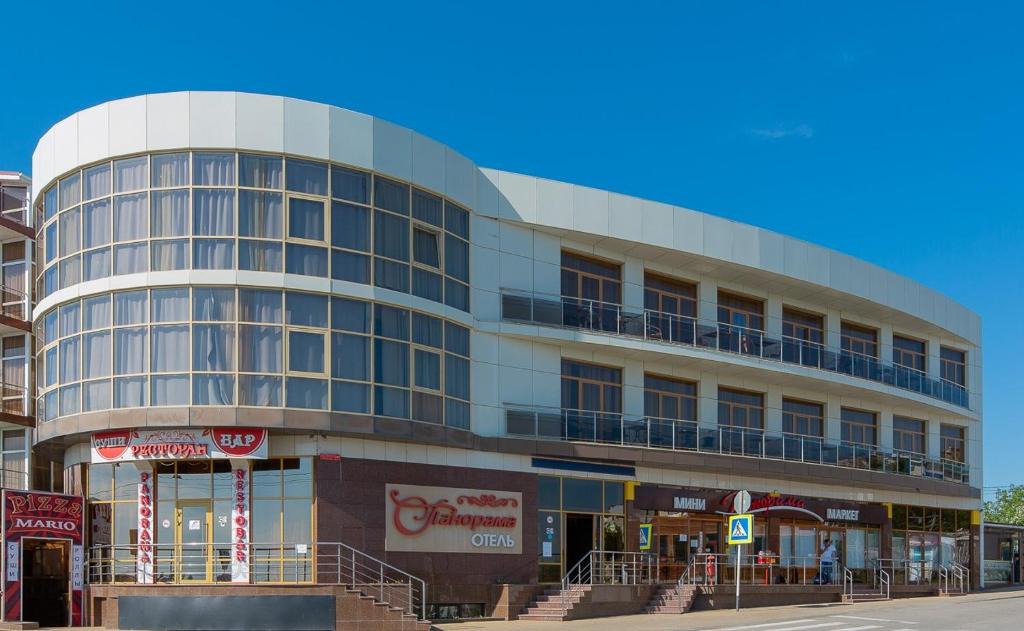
[3,2,1020,491]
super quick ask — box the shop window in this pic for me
[562,478,602,512]
[539,476,561,509]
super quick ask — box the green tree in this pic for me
[985,486,1024,525]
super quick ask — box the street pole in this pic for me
[735,543,741,612]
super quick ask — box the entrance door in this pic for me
[178,501,212,582]
[22,539,70,627]
[564,514,595,574]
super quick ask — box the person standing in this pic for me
[820,539,837,584]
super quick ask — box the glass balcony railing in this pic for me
[504,405,971,485]
[500,290,970,409]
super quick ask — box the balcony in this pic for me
[0,201,33,241]
[0,285,31,333]
[500,290,970,409]
[505,405,971,485]
[0,382,33,427]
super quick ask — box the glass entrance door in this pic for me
[178,501,212,582]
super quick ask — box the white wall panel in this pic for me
[189,92,236,149]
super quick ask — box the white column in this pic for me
[927,421,942,460]
[699,373,719,428]
[926,336,942,379]
[764,386,783,434]
[698,278,718,323]
[765,295,783,340]
[878,410,894,451]
[824,398,842,443]
[622,257,644,310]
[879,324,894,366]
[824,310,842,350]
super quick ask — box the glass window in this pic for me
[238,239,282,272]
[152,288,188,322]
[83,331,112,379]
[59,173,81,210]
[940,347,967,386]
[562,478,602,512]
[444,322,469,356]
[374,177,409,214]
[239,325,282,373]
[940,425,966,463]
[331,297,369,333]
[151,325,189,372]
[151,153,189,188]
[83,163,111,200]
[193,189,235,236]
[718,291,764,330]
[444,354,469,400]
[412,391,443,424]
[331,166,368,204]
[114,290,148,325]
[84,379,110,411]
[286,293,327,327]
[59,255,81,288]
[152,240,189,271]
[893,416,926,455]
[374,340,409,386]
[412,314,443,348]
[44,222,57,263]
[331,333,368,380]
[59,301,81,337]
[782,399,824,437]
[288,198,325,241]
[288,331,325,374]
[239,191,283,238]
[193,288,235,321]
[331,250,370,283]
[59,207,81,256]
[893,335,926,372]
[331,202,369,251]
[841,322,878,358]
[841,408,877,446]
[374,305,409,340]
[239,289,282,323]
[717,388,764,429]
[192,324,235,371]
[412,269,442,302]
[285,244,328,277]
[113,242,148,275]
[151,190,189,237]
[114,327,147,374]
[113,193,148,242]
[374,385,408,418]
[44,187,57,221]
[114,157,148,193]
[445,202,469,240]
[331,381,369,413]
[413,228,441,268]
[444,234,469,282]
[83,295,111,330]
[192,374,234,405]
[239,154,282,189]
[83,248,111,281]
[82,199,111,248]
[644,374,697,421]
[286,377,327,409]
[285,159,328,196]
[192,239,232,269]
[412,190,443,227]
[375,258,409,293]
[59,337,80,382]
[414,349,441,390]
[239,374,281,406]
[193,153,235,186]
[375,211,409,261]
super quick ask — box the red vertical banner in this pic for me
[2,490,85,625]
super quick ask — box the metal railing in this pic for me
[1,381,30,417]
[0,467,29,490]
[505,405,971,484]
[501,290,970,409]
[88,541,427,619]
[941,562,969,594]
[680,553,842,586]
[561,551,656,611]
[0,285,29,323]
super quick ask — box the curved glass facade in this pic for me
[36,287,470,426]
[36,152,471,312]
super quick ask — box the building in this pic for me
[24,92,981,627]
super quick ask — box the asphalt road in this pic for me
[437,588,1024,631]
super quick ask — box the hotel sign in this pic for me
[91,428,268,462]
[385,483,522,554]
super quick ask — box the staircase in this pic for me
[518,584,593,621]
[939,563,971,596]
[645,583,698,614]
[842,566,890,603]
[342,586,435,629]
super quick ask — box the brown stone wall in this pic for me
[317,457,539,609]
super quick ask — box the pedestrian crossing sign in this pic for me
[727,514,753,545]
[638,523,653,550]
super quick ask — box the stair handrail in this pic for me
[952,562,969,593]
[939,565,949,593]
[317,541,427,620]
[842,566,853,600]
[676,563,694,612]
[561,550,594,613]
[879,567,890,600]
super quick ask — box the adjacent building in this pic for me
[25,92,982,625]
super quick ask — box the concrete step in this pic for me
[519,613,570,621]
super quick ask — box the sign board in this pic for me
[727,514,753,545]
[2,490,85,625]
[638,523,653,550]
[385,484,522,554]
[91,428,268,462]
[733,490,751,514]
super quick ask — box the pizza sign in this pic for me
[91,428,268,462]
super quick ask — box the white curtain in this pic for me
[83,331,112,378]
[114,327,147,374]
[152,153,189,188]
[83,248,111,281]
[83,199,111,248]
[59,255,81,289]
[193,190,234,236]
[194,153,235,186]
[114,193,148,242]
[83,379,111,411]
[114,157,148,193]
[193,374,234,405]
[151,325,189,372]
[114,376,146,407]
[59,172,81,210]
[240,154,282,189]
[239,289,282,323]
[114,290,147,325]
[59,301,80,337]
[239,190,282,238]
[192,324,235,371]
[151,374,189,405]
[59,207,81,256]
[83,295,111,330]
[239,375,280,406]
[151,189,189,237]
[44,347,57,386]
[239,241,281,272]
[152,288,188,321]
[285,159,327,195]
[59,336,80,382]
[114,243,148,275]
[193,288,234,321]
[83,163,111,200]
[285,244,327,277]
[239,325,282,372]
[151,240,189,271]
[193,239,233,270]
[287,198,323,240]
[59,384,81,416]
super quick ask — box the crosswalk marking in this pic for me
[702,618,922,631]
[831,615,917,624]
[833,626,882,631]
[708,621,819,630]
[708,622,844,631]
